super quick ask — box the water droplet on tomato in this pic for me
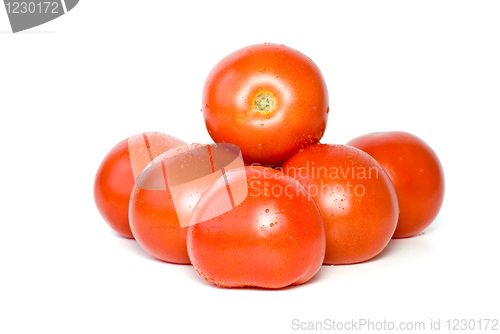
[347,153,353,159]
[265,209,269,213]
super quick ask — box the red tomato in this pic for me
[129,144,204,264]
[202,43,329,167]
[94,132,185,238]
[347,131,445,238]
[187,166,325,288]
[282,144,399,265]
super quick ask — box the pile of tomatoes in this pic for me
[94,43,445,289]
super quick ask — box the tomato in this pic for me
[202,43,329,167]
[94,132,185,238]
[187,166,325,288]
[282,144,399,265]
[129,144,204,264]
[130,142,247,264]
[347,131,445,238]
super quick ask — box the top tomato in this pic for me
[202,43,329,167]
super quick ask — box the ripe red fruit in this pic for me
[94,132,185,238]
[129,144,203,264]
[282,144,399,265]
[187,166,326,288]
[347,131,445,238]
[202,43,329,166]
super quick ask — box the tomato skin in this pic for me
[202,43,329,167]
[129,182,190,264]
[94,132,185,239]
[347,131,445,238]
[129,144,206,264]
[94,139,135,238]
[282,144,399,265]
[187,166,325,288]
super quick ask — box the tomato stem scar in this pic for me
[254,92,276,113]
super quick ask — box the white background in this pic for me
[1,1,499,333]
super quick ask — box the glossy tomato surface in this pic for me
[94,132,185,238]
[202,43,329,167]
[187,166,325,288]
[282,144,399,265]
[347,131,445,238]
